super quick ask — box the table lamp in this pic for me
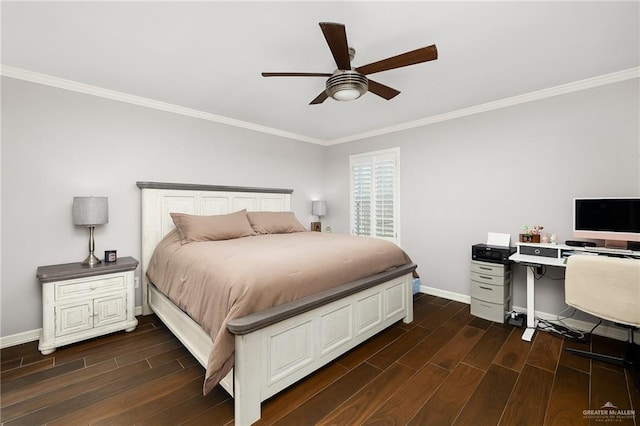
[311,200,327,232]
[73,196,108,267]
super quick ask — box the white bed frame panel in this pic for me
[137,182,414,425]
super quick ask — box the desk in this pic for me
[509,243,640,341]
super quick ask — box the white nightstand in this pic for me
[37,257,139,355]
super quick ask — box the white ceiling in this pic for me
[2,1,639,144]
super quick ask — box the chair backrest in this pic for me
[565,255,640,327]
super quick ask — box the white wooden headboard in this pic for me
[136,182,293,314]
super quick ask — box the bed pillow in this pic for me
[170,210,256,243]
[246,211,307,234]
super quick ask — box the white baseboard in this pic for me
[420,285,471,304]
[421,286,633,342]
[1,305,145,349]
[0,329,42,349]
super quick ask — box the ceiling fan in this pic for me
[262,22,438,105]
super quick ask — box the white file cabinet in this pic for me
[37,257,138,355]
[470,260,512,323]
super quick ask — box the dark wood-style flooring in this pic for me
[2,294,638,425]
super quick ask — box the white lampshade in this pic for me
[73,196,108,226]
[312,200,327,217]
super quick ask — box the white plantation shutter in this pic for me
[352,161,372,236]
[350,148,400,244]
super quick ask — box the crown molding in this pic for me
[325,67,640,145]
[2,65,637,147]
[0,65,324,146]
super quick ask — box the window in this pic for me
[350,148,400,245]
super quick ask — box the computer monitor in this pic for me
[573,197,640,247]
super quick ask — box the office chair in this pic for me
[564,255,640,391]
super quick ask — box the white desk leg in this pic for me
[521,266,536,342]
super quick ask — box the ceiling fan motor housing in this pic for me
[326,70,368,101]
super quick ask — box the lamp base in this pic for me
[81,253,102,267]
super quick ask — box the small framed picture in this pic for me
[104,250,117,264]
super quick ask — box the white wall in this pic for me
[324,79,639,316]
[1,76,325,337]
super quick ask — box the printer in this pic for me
[472,244,516,264]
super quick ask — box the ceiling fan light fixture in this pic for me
[326,70,368,102]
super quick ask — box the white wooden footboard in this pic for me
[149,269,414,425]
[230,271,414,425]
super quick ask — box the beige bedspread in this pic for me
[146,230,413,394]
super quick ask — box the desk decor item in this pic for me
[72,196,108,267]
[519,225,543,243]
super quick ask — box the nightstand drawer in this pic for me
[55,274,126,302]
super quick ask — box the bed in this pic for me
[137,181,417,425]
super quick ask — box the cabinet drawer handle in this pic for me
[479,275,493,280]
[479,266,492,270]
[93,312,98,317]
[90,285,97,290]
[479,286,493,291]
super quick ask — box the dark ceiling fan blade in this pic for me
[319,22,351,70]
[309,90,329,105]
[262,72,333,77]
[367,79,401,100]
[356,45,438,75]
